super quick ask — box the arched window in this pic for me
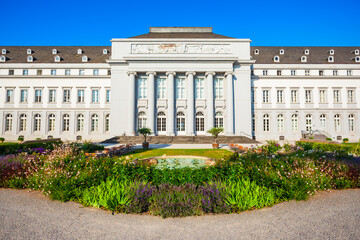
[34,114,41,132]
[138,112,147,129]
[5,114,12,132]
[305,114,312,132]
[196,112,205,133]
[334,114,341,132]
[77,114,84,132]
[91,114,98,132]
[105,114,110,132]
[19,114,27,132]
[348,114,355,132]
[215,112,224,128]
[277,114,284,132]
[48,114,56,132]
[176,112,185,132]
[320,114,326,131]
[291,114,298,132]
[263,114,270,132]
[157,112,166,133]
[63,114,70,132]
[82,56,88,62]
[54,55,60,62]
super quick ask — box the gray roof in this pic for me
[0,46,110,63]
[251,46,360,64]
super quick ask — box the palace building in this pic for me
[0,27,359,141]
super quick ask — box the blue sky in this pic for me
[1,0,359,46]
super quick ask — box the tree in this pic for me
[138,128,151,143]
[207,127,224,143]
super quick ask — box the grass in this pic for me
[121,148,232,159]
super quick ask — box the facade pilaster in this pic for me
[186,72,195,136]
[166,72,176,136]
[146,72,156,134]
[225,72,234,135]
[206,72,215,131]
[128,72,137,135]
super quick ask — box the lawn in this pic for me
[121,148,232,159]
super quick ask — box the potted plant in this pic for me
[207,127,224,149]
[18,136,24,143]
[0,137,4,143]
[343,138,349,144]
[138,127,151,149]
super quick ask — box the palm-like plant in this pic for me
[207,127,224,143]
[138,128,151,143]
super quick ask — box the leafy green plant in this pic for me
[138,128,151,143]
[80,141,104,153]
[0,137,4,143]
[18,136,24,142]
[326,137,332,141]
[207,127,224,143]
[342,138,349,143]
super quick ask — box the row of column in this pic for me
[127,71,234,136]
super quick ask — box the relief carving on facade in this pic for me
[131,44,231,54]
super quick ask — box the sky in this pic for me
[1,0,359,46]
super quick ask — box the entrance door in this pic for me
[195,112,205,135]
[157,112,166,135]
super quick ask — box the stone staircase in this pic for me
[102,136,258,144]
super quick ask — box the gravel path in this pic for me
[0,188,359,240]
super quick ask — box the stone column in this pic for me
[206,72,215,131]
[166,72,176,136]
[147,72,156,134]
[186,72,195,136]
[225,72,234,135]
[128,72,137,135]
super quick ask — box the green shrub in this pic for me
[0,137,4,143]
[18,136,24,142]
[0,141,61,155]
[343,138,349,143]
[80,141,104,153]
[326,137,332,141]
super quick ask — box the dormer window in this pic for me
[254,49,260,55]
[27,49,32,55]
[274,56,280,62]
[27,56,33,62]
[77,49,82,54]
[103,49,108,54]
[82,56,88,62]
[301,56,307,63]
[355,56,360,63]
[279,49,284,55]
[304,49,310,55]
[52,49,57,54]
[1,49,6,54]
[54,55,61,62]
[0,55,5,62]
[329,49,335,55]
[328,56,334,62]
[355,49,359,55]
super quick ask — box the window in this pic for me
[319,90,326,103]
[27,56,33,62]
[320,114,326,131]
[157,78,166,99]
[34,89,42,103]
[252,114,255,132]
[176,112,185,132]
[52,49,57,54]
[103,49,108,54]
[252,89,255,103]
[355,49,360,55]
[48,114,56,132]
[291,70,296,76]
[82,56,88,62]
[77,114,84,132]
[6,89,14,103]
[348,114,355,132]
[263,90,269,103]
[328,56,334,62]
[319,70,323,76]
[49,90,56,103]
[19,114,27,131]
[51,69,56,76]
[333,70,338,76]
[63,89,71,103]
[20,89,28,103]
[305,114,312,132]
[277,90,283,103]
[78,90,85,103]
[215,112,224,128]
[92,90,99,103]
[105,114,110,132]
[274,56,280,62]
[214,77,224,99]
[77,49,82,54]
[304,49,310,55]
[79,69,85,75]
[348,90,355,103]
[62,114,70,132]
[277,114,284,132]
[254,49,259,55]
[305,90,312,103]
[291,90,298,103]
[305,70,310,76]
[27,49,32,54]
[356,56,360,63]
[91,114,99,132]
[334,114,341,132]
[93,69,99,75]
[195,77,205,99]
[138,77,147,99]
[347,70,352,76]
[263,70,268,75]
[279,49,284,55]
[195,112,205,132]
[277,70,282,76]
[65,69,71,75]
[9,70,14,75]
[138,112,147,129]
[54,56,60,62]
[301,56,307,63]
[108,70,111,75]
[23,70,28,75]
[34,114,41,132]
[157,112,166,133]
[263,114,270,132]
[329,49,334,55]
[5,114,13,132]
[106,90,111,103]
[37,70,42,75]
[0,55,5,62]
[1,49,6,54]
[291,114,298,132]
[175,78,185,99]
[333,90,341,103]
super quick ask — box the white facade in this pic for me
[0,28,359,141]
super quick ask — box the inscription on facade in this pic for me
[131,44,231,54]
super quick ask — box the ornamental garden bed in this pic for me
[0,142,359,218]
